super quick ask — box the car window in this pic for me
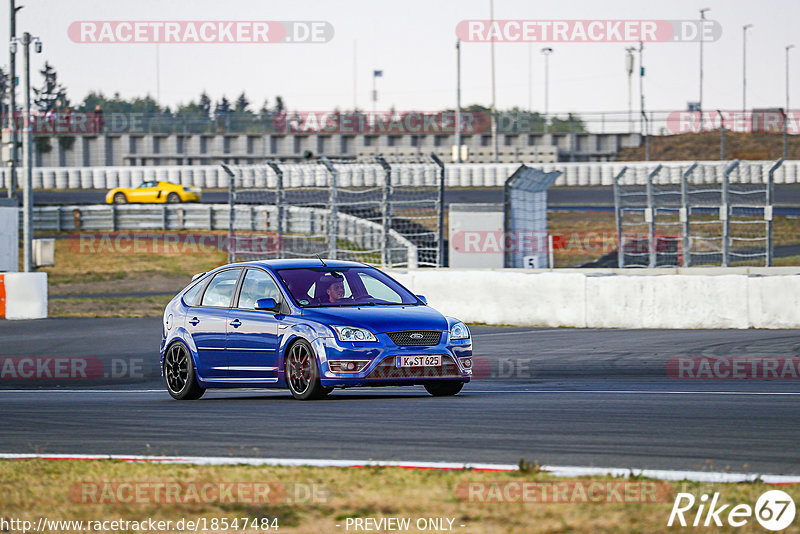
[200,269,241,308]
[237,269,281,309]
[358,272,403,303]
[182,278,206,306]
[139,181,155,189]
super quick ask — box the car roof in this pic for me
[223,259,370,270]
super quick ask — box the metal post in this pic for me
[221,163,236,263]
[742,25,753,114]
[785,45,794,160]
[266,161,284,259]
[375,156,392,266]
[7,0,18,199]
[766,159,782,266]
[320,157,338,260]
[646,164,662,268]
[680,162,698,267]
[490,0,497,163]
[21,32,32,272]
[718,110,725,160]
[430,153,445,267]
[541,47,553,134]
[625,47,635,133]
[699,8,710,130]
[722,160,739,267]
[456,39,462,163]
[612,167,627,268]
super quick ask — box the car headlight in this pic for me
[449,321,470,340]
[332,326,377,342]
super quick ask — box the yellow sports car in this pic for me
[106,181,202,204]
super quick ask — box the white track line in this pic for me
[1,453,798,484]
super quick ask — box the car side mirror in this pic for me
[255,298,280,313]
[416,295,428,305]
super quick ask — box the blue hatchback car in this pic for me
[160,259,472,400]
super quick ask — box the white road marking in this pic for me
[0,453,798,484]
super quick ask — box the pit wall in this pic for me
[0,273,48,320]
[387,268,800,329]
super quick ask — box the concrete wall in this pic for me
[388,267,800,329]
[1,273,47,320]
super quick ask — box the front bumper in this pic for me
[314,332,472,387]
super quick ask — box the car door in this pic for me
[186,268,242,379]
[128,181,157,202]
[226,268,281,381]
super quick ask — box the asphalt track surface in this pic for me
[2,318,799,475]
[19,184,800,210]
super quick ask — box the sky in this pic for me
[3,0,800,117]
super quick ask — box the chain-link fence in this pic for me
[221,155,444,268]
[613,160,782,267]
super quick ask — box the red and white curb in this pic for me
[1,453,799,484]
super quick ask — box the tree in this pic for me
[274,96,284,113]
[198,92,212,116]
[33,62,69,112]
[214,96,231,117]
[235,92,250,113]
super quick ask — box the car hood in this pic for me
[302,305,448,334]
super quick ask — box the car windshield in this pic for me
[276,266,418,307]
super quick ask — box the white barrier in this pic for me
[1,272,48,320]
[19,160,800,189]
[387,268,800,329]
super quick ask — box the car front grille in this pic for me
[387,330,442,346]
[365,355,461,380]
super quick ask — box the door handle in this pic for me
[230,318,242,328]
[189,317,200,326]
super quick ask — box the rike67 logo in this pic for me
[668,490,796,531]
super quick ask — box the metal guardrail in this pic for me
[24,204,418,266]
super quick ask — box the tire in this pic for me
[113,192,127,204]
[424,381,464,397]
[166,192,181,203]
[285,339,326,400]
[164,342,205,400]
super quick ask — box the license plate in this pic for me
[396,355,441,367]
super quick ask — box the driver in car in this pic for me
[326,278,346,303]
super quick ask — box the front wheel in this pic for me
[164,342,205,400]
[424,381,464,397]
[285,339,326,400]
[113,192,127,204]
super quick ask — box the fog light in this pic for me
[329,360,367,373]
[343,361,355,371]
[460,357,472,369]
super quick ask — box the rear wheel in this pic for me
[285,339,326,400]
[113,192,127,204]
[424,381,464,397]
[167,192,181,203]
[164,342,205,400]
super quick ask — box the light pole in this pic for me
[541,47,553,133]
[625,47,635,133]
[638,41,649,160]
[456,39,462,162]
[786,45,795,159]
[489,0,497,162]
[699,8,710,131]
[742,24,753,115]
[6,0,20,199]
[10,32,41,272]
